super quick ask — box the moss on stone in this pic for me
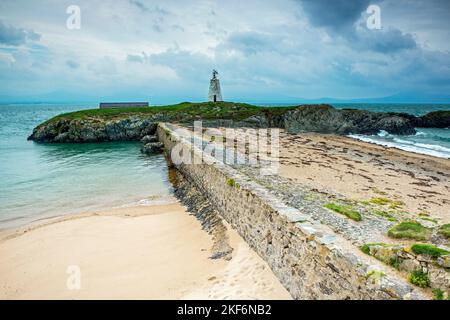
[410,244,449,257]
[361,244,371,255]
[360,243,401,269]
[365,270,386,284]
[226,177,240,189]
[387,221,431,241]
[439,224,450,239]
[324,203,362,221]
[407,269,430,288]
[370,197,404,209]
[389,256,401,270]
[360,243,391,255]
[432,288,445,300]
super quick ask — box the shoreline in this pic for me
[0,202,291,300]
[0,194,179,232]
[348,129,450,160]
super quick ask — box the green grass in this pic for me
[410,244,449,257]
[408,270,430,288]
[439,224,450,239]
[373,210,398,222]
[39,101,299,126]
[419,216,438,223]
[324,203,362,221]
[387,221,431,241]
[389,256,401,270]
[432,288,445,300]
[370,197,405,209]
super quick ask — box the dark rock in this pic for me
[29,117,157,143]
[140,135,159,144]
[417,110,450,128]
[283,105,416,135]
[140,142,164,154]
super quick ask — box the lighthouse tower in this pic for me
[208,69,223,102]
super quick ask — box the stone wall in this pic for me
[157,122,429,300]
[363,244,449,293]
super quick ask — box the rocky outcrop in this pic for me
[28,116,157,143]
[363,244,450,293]
[140,135,159,144]
[416,110,450,128]
[28,103,449,143]
[283,105,417,135]
[140,142,164,154]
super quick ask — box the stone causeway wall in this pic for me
[157,122,429,300]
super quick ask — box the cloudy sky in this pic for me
[0,0,449,104]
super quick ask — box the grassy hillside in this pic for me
[46,102,298,123]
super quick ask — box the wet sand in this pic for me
[0,203,291,300]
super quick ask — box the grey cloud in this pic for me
[299,0,372,32]
[128,1,169,16]
[149,49,212,81]
[127,54,145,63]
[297,1,417,54]
[0,20,40,46]
[223,31,282,55]
[355,27,416,53]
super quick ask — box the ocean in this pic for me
[0,103,174,229]
[0,102,449,228]
[332,103,450,159]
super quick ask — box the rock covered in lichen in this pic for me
[140,135,159,144]
[437,255,450,268]
[283,105,417,135]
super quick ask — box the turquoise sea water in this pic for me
[0,103,173,229]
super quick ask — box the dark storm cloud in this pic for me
[299,0,372,31]
[0,20,40,46]
[297,0,417,54]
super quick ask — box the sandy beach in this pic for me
[279,132,450,224]
[0,202,290,300]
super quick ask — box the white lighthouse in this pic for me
[208,69,223,102]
